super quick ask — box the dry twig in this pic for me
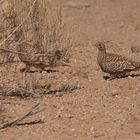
[46,84,81,95]
[0,103,44,129]
[6,88,33,99]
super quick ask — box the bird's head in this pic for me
[95,42,106,52]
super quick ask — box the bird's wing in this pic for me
[105,53,128,62]
[102,60,136,73]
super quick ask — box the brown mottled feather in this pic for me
[95,42,140,76]
[17,42,70,72]
[17,42,48,72]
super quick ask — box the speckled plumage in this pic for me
[17,42,70,72]
[17,42,48,72]
[95,42,140,78]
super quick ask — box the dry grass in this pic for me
[0,0,74,95]
[0,0,73,65]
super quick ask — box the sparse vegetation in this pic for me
[0,0,72,65]
[0,0,73,86]
[0,0,76,126]
[0,0,140,139]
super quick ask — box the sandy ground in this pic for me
[0,0,140,140]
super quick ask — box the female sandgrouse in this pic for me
[16,42,48,72]
[95,42,140,79]
[17,42,70,72]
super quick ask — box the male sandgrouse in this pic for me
[95,42,140,79]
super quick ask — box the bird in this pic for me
[17,42,47,72]
[95,42,140,79]
[17,42,70,72]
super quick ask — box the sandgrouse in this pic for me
[17,42,70,72]
[17,42,48,72]
[95,42,140,79]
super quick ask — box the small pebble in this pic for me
[111,90,118,96]
[63,2,91,8]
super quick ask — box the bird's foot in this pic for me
[108,75,117,80]
[20,68,29,73]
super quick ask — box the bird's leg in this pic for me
[125,71,131,77]
[117,72,127,78]
[109,72,127,80]
[103,73,110,80]
[40,65,47,73]
[24,64,31,72]
[20,64,30,72]
[20,67,26,72]
[109,74,117,80]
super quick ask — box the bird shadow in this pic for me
[103,73,140,80]
[20,68,58,73]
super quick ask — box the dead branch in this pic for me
[46,84,82,95]
[6,88,33,99]
[0,83,82,100]
[0,103,44,129]
[16,119,44,126]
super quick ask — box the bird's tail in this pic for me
[132,61,140,68]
